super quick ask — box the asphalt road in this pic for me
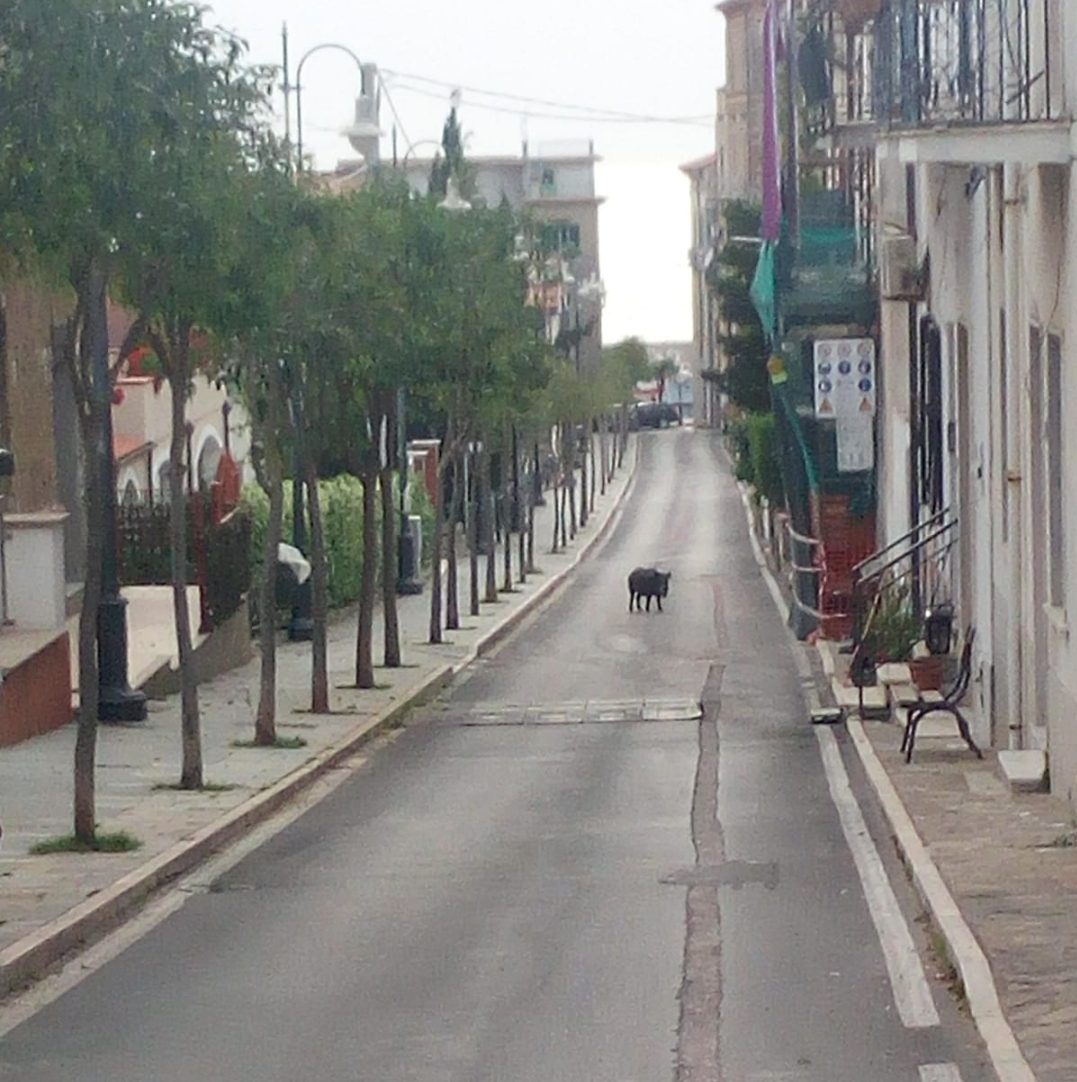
[1,430,990,1081]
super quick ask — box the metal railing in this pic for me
[849,506,958,648]
[873,0,1056,127]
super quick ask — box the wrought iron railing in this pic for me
[873,0,1056,127]
[849,506,958,649]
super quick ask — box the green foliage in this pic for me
[30,831,142,855]
[706,201,771,414]
[866,585,922,663]
[746,413,784,505]
[600,337,650,402]
[244,474,437,611]
[726,417,755,484]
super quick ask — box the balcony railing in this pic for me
[872,0,1056,127]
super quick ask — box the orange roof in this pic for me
[113,435,153,463]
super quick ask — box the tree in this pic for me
[652,357,679,404]
[221,147,305,746]
[116,21,271,787]
[0,0,263,834]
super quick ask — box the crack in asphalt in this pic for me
[675,663,726,1082]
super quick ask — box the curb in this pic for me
[846,719,1035,1082]
[0,440,640,1003]
[733,472,1035,1082]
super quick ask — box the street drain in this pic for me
[453,698,703,726]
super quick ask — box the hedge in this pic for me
[244,473,436,611]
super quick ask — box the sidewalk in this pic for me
[738,480,1074,1081]
[0,441,637,998]
[853,714,1077,1082]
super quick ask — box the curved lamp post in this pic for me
[281,30,380,638]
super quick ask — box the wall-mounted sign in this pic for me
[814,338,876,419]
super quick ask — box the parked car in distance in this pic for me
[629,402,682,430]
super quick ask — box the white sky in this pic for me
[204,0,725,344]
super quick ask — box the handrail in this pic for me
[851,507,953,578]
[853,519,957,589]
[849,507,959,649]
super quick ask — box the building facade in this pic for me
[680,154,719,425]
[746,0,1077,808]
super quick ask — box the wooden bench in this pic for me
[900,628,983,764]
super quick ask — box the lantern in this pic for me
[924,603,954,656]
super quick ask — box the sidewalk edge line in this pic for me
[0,439,640,1003]
[846,718,1036,1082]
[734,473,1036,1082]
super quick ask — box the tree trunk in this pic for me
[482,449,497,603]
[306,457,330,712]
[502,488,512,592]
[167,340,202,790]
[618,404,628,468]
[446,450,462,631]
[429,417,454,645]
[598,416,607,496]
[468,449,480,617]
[68,271,112,841]
[255,397,284,746]
[379,463,401,668]
[590,428,597,512]
[429,461,445,645]
[566,425,577,541]
[356,469,378,689]
[552,466,561,553]
[579,423,588,529]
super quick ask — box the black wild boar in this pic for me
[628,567,672,612]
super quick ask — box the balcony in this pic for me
[873,0,1060,127]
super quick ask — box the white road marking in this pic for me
[920,1064,963,1082]
[815,726,941,1029]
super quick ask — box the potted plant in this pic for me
[864,585,921,666]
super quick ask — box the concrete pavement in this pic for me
[0,442,638,999]
[0,431,992,1081]
[742,464,1077,1081]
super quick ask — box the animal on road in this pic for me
[628,567,672,612]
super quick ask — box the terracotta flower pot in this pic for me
[909,655,947,692]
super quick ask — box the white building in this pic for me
[839,0,1075,803]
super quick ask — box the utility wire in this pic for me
[381,68,713,126]
[387,79,712,127]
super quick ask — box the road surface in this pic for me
[0,430,990,1080]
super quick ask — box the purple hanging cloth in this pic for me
[761,0,782,242]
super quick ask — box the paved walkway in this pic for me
[0,444,636,992]
[745,481,1076,1080]
[857,717,1077,1082]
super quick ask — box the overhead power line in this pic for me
[381,68,713,127]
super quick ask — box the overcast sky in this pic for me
[204,0,725,345]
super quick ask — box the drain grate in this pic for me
[452,698,703,727]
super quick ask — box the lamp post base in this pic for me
[396,529,423,596]
[288,580,314,642]
[97,593,147,723]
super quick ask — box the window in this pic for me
[539,220,580,255]
[1047,333,1064,608]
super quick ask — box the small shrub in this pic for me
[746,412,784,505]
[30,831,143,855]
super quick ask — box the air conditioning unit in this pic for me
[879,230,923,301]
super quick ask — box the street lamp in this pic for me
[94,307,146,723]
[281,28,379,175]
[280,29,379,638]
